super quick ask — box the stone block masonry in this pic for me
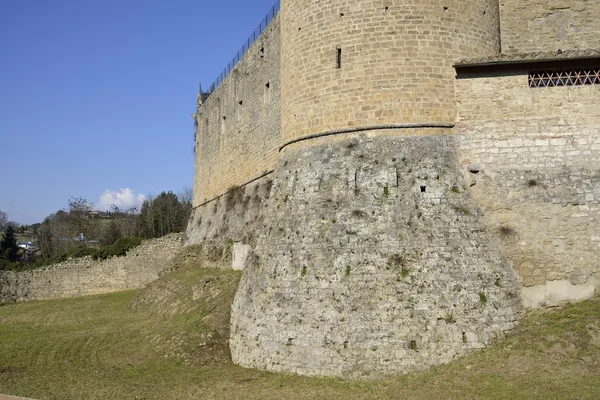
[184,174,274,258]
[500,0,600,54]
[194,15,280,205]
[230,135,522,378]
[0,234,183,305]
[456,66,600,307]
[280,0,500,144]
[183,0,600,379]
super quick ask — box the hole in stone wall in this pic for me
[462,332,468,344]
[238,100,243,105]
[264,82,271,104]
[420,186,426,193]
[409,340,417,350]
[340,12,344,17]
[287,338,294,346]
[336,47,342,69]
[443,6,448,11]
[260,47,264,58]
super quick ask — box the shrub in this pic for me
[497,225,517,239]
[92,236,142,260]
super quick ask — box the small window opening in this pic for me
[264,82,271,104]
[336,47,342,69]
[340,12,344,17]
[238,100,243,105]
[420,186,426,193]
[260,47,265,58]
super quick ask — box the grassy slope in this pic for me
[0,253,599,400]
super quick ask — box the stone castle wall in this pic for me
[280,0,500,144]
[230,135,522,378]
[192,0,600,206]
[500,0,600,54]
[184,174,273,250]
[456,66,600,307]
[183,0,600,379]
[194,15,280,205]
[0,234,183,304]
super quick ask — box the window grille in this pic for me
[529,68,600,88]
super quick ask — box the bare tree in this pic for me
[0,210,7,231]
[65,197,95,240]
[178,186,193,206]
[106,205,139,239]
[178,186,194,228]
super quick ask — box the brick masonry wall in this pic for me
[280,0,500,144]
[193,16,281,206]
[230,134,522,378]
[456,68,600,306]
[0,234,183,304]
[500,0,600,54]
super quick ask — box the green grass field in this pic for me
[1,255,599,400]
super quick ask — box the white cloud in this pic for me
[97,188,146,212]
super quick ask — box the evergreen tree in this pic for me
[0,225,19,262]
[138,191,186,238]
[104,220,122,246]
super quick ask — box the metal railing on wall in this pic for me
[203,0,280,97]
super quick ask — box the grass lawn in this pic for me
[0,259,599,400]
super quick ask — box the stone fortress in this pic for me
[186,0,600,378]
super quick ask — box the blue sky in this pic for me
[0,0,278,225]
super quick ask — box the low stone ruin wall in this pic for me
[0,233,183,304]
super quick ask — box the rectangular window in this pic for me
[336,47,342,69]
[529,68,600,88]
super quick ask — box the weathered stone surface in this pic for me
[0,234,183,304]
[183,0,600,380]
[521,278,600,308]
[229,135,523,378]
[280,0,500,144]
[456,68,600,291]
[500,0,600,54]
[193,16,280,205]
[185,176,272,247]
[232,242,252,271]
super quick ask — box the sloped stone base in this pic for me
[230,134,523,378]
